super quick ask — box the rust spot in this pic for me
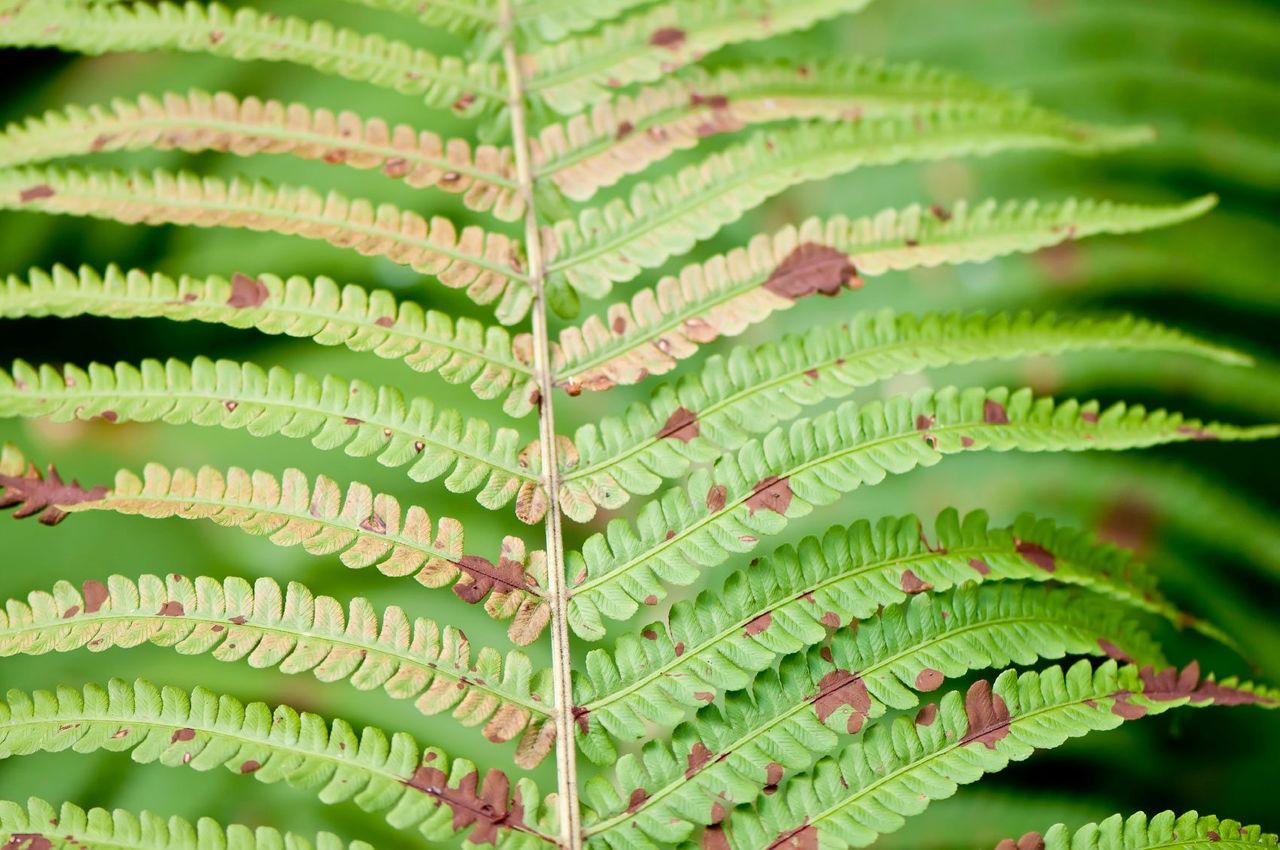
[900,570,933,594]
[746,476,792,516]
[703,826,731,850]
[706,484,727,512]
[383,158,409,178]
[1015,539,1055,572]
[763,244,859,300]
[961,679,1011,749]
[915,703,939,726]
[769,823,819,850]
[659,407,700,442]
[19,185,55,202]
[82,579,109,613]
[157,601,185,617]
[61,605,79,619]
[1097,639,1133,663]
[227,273,269,308]
[0,463,108,526]
[208,30,224,44]
[929,204,952,222]
[4,836,53,850]
[813,670,871,733]
[452,92,477,112]
[240,759,261,773]
[375,316,396,328]
[710,800,728,825]
[674,642,685,656]
[915,668,944,692]
[764,761,784,793]
[642,628,658,640]
[229,615,247,625]
[171,727,196,743]
[1111,693,1147,720]
[915,414,936,431]
[820,611,841,628]
[744,612,772,636]
[572,706,590,734]
[995,833,1046,850]
[403,765,527,844]
[1081,411,1099,423]
[615,121,634,140]
[452,555,527,604]
[644,594,659,606]
[649,27,686,49]
[694,691,715,703]
[968,559,991,576]
[983,400,1009,424]
[960,436,975,448]
[97,410,118,423]
[611,314,628,334]
[626,788,648,813]
[685,742,714,778]
[344,417,363,425]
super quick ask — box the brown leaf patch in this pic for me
[996,833,1046,850]
[968,558,991,576]
[19,185,55,203]
[1097,639,1133,664]
[915,668,944,692]
[706,484,727,512]
[820,611,841,628]
[703,826,731,850]
[813,669,871,733]
[240,759,261,773]
[764,761,784,793]
[763,244,859,300]
[157,601,185,617]
[982,400,1010,424]
[685,741,714,778]
[961,679,1011,749]
[227,273,269,308]
[768,822,819,850]
[403,766,525,845]
[4,835,53,850]
[744,612,772,636]
[1,463,108,526]
[171,727,196,743]
[900,570,933,594]
[626,788,649,813]
[746,476,792,516]
[1014,539,1055,572]
[649,27,686,49]
[453,555,527,604]
[915,703,939,726]
[659,407,700,442]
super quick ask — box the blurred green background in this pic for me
[0,1,1277,847]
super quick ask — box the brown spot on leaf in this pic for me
[403,765,525,845]
[706,484,727,512]
[1097,639,1133,664]
[659,407,701,442]
[746,476,792,516]
[644,594,659,606]
[685,742,714,778]
[649,27,686,49]
[961,436,975,447]
[614,121,634,140]
[208,30,224,44]
[995,833,1046,850]
[1081,411,1099,423]
[382,158,409,178]
[915,668,944,692]
[360,513,388,534]
[157,601,184,617]
[240,759,261,773]
[642,628,658,640]
[227,273,269,308]
[915,414,936,431]
[744,612,772,636]
[961,679,1010,749]
[1176,425,1217,441]
[703,826,731,850]
[694,691,716,703]
[763,244,859,300]
[983,400,1009,424]
[171,727,195,743]
[1015,539,1055,572]
[814,669,871,733]
[768,823,819,850]
[0,463,108,526]
[674,642,685,656]
[572,705,590,735]
[915,703,939,726]
[820,611,841,628]
[452,92,477,112]
[929,204,952,222]
[900,569,933,594]
[82,579,108,613]
[98,410,118,423]
[626,788,648,813]
[764,761,784,793]
[374,316,396,328]
[452,555,526,604]
[4,836,53,850]
[229,615,247,625]
[61,605,79,619]
[19,185,55,202]
[969,558,991,576]
[1111,693,1147,720]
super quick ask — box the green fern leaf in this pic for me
[549,196,1209,389]
[0,359,547,518]
[0,166,532,322]
[0,90,523,219]
[580,586,1165,841]
[1003,810,1279,850]
[0,1,504,114]
[0,573,555,764]
[536,58,1032,200]
[692,660,1278,850]
[0,679,560,847]
[573,511,1210,750]
[513,0,653,41]
[563,387,1277,637]
[0,797,373,850]
[543,110,1152,303]
[0,266,539,415]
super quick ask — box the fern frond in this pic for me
[0,359,546,518]
[573,510,1205,745]
[0,91,523,220]
[344,0,500,36]
[0,439,547,618]
[706,661,1278,850]
[543,110,1153,302]
[1006,810,1279,850]
[0,266,540,416]
[0,797,372,850]
[0,573,556,764]
[536,59,1032,200]
[563,387,1277,636]
[0,166,532,322]
[575,310,1247,466]
[0,1,504,114]
[551,197,1215,391]
[513,0,652,41]
[579,586,1164,840]
[0,679,560,847]
[525,0,875,114]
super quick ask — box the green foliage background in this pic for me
[0,1,1275,846]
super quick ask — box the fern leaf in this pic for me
[0,679,560,847]
[551,197,1215,391]
[574,310,1247,466]
[0,797,373,850]
[0,573,557,765]
[0,359,547,519]
[573,510,1208,748]
[0,166,532,322]
[0,91,523,220]
[526,0,875,115]
[579,586,1164,839]
[1004,810,1279,850]
[704,661,1278,850]
[344,0,500,36]
[563,387,1278,636]
[0,442,551,646]
[536,59,1032,200]
[0,266,540,416]
[0,1,503,115]
[542,111,1153,302]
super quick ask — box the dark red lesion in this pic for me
[0,462,108,526]
[762,244,860,300]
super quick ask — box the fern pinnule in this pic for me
[0,265,540,415]
[0,679,559,847]
[1003,810,1279,850]
[0,573,556,763]
[0,91,524,219]
[550,196,1214,392]
[0,166,533,321]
